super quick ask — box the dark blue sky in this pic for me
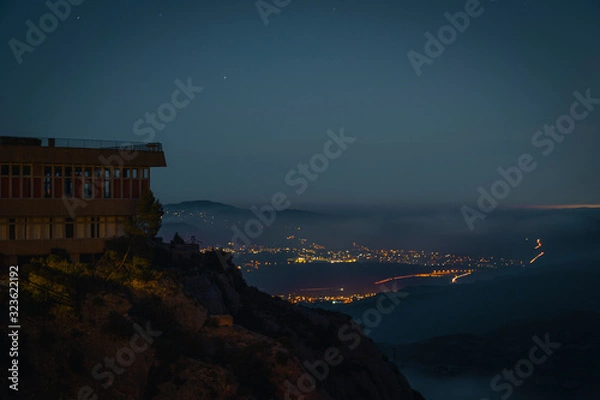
[1,0,599,208]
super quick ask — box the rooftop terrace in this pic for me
[0,136,163,152]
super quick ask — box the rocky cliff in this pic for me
[2,251,424,400]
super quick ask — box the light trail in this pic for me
[530,251,545,264]
[374,270,465,285]
[535,238,542,249]
[451,271,473,283]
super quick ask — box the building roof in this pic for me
[0,136,166,167]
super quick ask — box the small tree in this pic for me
[171,232,185,245]
[125,190,163,238]
[107,190,163,280]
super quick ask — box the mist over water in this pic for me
[400,368,583,400]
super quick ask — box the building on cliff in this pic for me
[0,136,166,265]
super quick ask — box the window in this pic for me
[44,177,52,198]
[143,168,149,178]
[64,178,73,197]
[90,217,101,238]
[65,166,72,177]
[94,167,102,178]
[12,165,20,176]
[23,178,31,198]
[104,168,110,178]
[132,168,138,178]
[66,218,74,238]
[84,182,92,198]
[83,167,90,177]
[1,165,8,176]
[44,166,52,176]
[23,165,31,176]
[54,166,62,177]
[123,168,130,178]
[9,218,15,240]
[76,166,83,177]
[104,180,111,198]
[114,168,121,178]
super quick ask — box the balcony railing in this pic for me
[0,136,163,152]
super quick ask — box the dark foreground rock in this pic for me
[1,251,425,400]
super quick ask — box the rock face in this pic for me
[4,251,425,400]
[207,314,234,327]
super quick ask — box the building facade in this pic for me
[0,136,166,265]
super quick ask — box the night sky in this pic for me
[1,0,599,208]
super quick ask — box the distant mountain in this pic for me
[164,199,246,214]
[160,199,348,247]
[159,201,600,263]
[164,199,332,219]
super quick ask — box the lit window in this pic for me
[44,177,52,198]
[132,168,138,178]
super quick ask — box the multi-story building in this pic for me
[0,136,166,265]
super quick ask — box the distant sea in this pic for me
[241,262,504,296]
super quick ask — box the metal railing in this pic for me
[0,136,163,152]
